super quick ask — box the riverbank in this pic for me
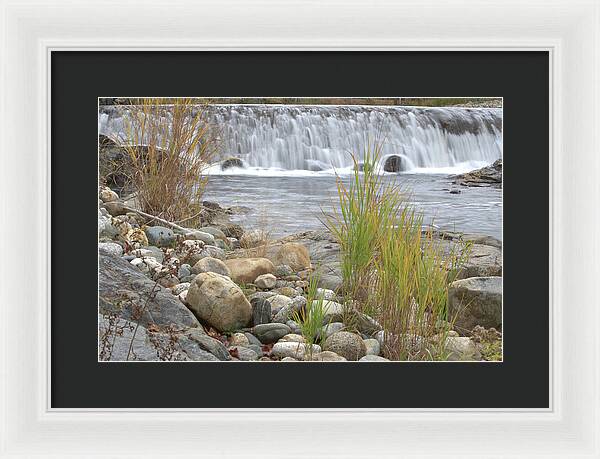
[98,185,502,362]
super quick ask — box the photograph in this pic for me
[98,97,503,362]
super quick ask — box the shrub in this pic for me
[324,142,470,360]
[117,98,220,225]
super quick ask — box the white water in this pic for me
[99,104,502,175]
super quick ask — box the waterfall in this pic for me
[99,104,502,174]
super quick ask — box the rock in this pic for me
[267,294,294,316]
[454,159,502,188]
[98,210,119,239]
[318,322,345,340]
[184,230,215,245]
[248,291,276,302]
[229,346,258,361]
[272,296,306,323]
[444,336,482,361]
[359,355,390,362]
[309,351,347,361]
[244,333,263,347]
[383,155,405,172]
[199,245,226,261]
[278,333,305,343]
[99,314,218,361]
[363,338,381,356]
[318,300,345,324]
[252,323,291,344]
[192,256,231,277]
[200,226,227,241]
[145,226,176,248]
[225,257,275,284]
[178,264,192,279]
[273,286,297,297]
[448,276,502,332]
[157,274,179,288]
[177,240,205,265]
[171,282,190,295]
[271,342,321,360]
[273,243,311,271]
[254,273,277,289]
[274,264,294,277]
[323,331,367,361]
[316,288,336,300]
[98,242,123,257]
[214,239,229,250]
[185,272,252,332]
[354,311,382,335]
[221,157,244,170]
[185,328,231,361]
[281,357,299,362]
[250,297,272,325]
[229,332,250,347]
[144,246,165,263]
[458,244,502,279]
[99,252,199,329]
[286,320,302,335]
[103,201,127,216]
[99,186,119,203]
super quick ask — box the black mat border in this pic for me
[51,51,549,408]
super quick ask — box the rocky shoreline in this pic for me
[99,183,503,362]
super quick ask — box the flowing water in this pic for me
[99,104,503,239]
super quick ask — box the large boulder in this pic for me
[272,242,311,271]
[225,257,275,284]
[99,315,219,361]
[458,244,502,279]
[322,331,367,361]
[185,272,252,332]
[99,252,199,329]
[448,276,502,332]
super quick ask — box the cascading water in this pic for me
[99,104,502,174]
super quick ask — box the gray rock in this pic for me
[244,332,263,347]
[214,239,229,250]
[248,291,277,302]
[355,311,382,335]
[228,346,259,361]
[185,328,231,361]
[99,314,217,361]
[274,264,294,277]
[448,276,502,332]
[253,323,291,344]
[200,226,227,241]
[459,244,502,279]
[144,246,165,263]
[316,288,336,300]
[383,154,406,172]
[323,331,367,361]
[453,159,502,188]
[272,296,306,324]
[144,226,176,248]
[103,201,127,216]
[318,300,345,324]
[221,157,244,170]
[98,210,119,239]
[359,355,390,362]
[99,252,199,329]
[178,264,192,279]
[98,242,123,257]
[228,332,250,347]
[286,320,302,334]
[250,297,271,326]
[363,338,381,356]
[199,245,226,261]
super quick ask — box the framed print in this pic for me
[1,0,599,457]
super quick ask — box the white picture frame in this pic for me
[1,0,598,457]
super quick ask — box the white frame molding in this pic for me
[1,0,598,457]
